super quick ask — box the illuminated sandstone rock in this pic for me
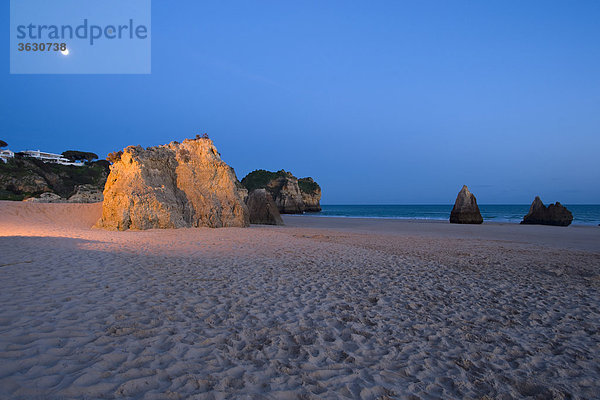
[96,137,249,230]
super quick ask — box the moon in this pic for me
[61,48,69,56]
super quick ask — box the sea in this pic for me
[307,205,600,226]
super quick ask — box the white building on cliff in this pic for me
[21,150,73,164]
[0,149,83,166]
[0,149,14,163]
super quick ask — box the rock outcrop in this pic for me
[21,185,103,203]
[449,185,483,224]
[95,137,249,230]
[298,177,322,212]
[269,172,305,214]
[520,197,573,226]
[246,189,284,225]
[241,170,321,214]
[24,192,65,203]
[67,184,103,203]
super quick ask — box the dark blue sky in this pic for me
[2,1,599,204]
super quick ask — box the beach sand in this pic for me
[0,201,599,399]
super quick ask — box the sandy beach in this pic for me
[1,200,599,399]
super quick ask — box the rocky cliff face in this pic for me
[267,173,305,214]
[521,196,573,226]
[96,138,249,230]
[23,185,104,203]
[298,177,322,212]
[241,170,321,214]
[449,185,483,224]
[0,158,108,201]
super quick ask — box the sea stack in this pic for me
[96,137,249,230]
[520,196,573,226]
[449,185,483,224]
[246,189,284,225]
[241,170,322,214]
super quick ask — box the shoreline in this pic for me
[283,214,600,253]
[301,212,600,226]
[0,201,598,252]
[306,204,600,226]
[1,199,599,225]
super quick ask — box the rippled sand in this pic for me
[0,201,599,399]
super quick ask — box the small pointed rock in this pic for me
[450,185,483,224]
[520,196,573,226]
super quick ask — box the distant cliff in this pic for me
[298,177,322,212]
[0,157,109,202]
[241,169,321,214]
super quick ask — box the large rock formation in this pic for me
[246,189,284,225]
[520,196,573,226]
[95,137,249,230]
[449,185,483,224]
[241,170,321,214]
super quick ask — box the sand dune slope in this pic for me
[0,200,102,233]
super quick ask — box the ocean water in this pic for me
[308,205,600,226]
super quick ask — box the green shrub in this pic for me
[0,189,26,201]
[298,177,320,195]
[241,169,289,192]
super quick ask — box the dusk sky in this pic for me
[2,1,599,204]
